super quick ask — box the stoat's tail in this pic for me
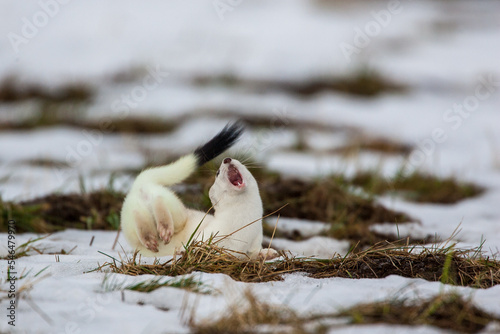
[135,121,244,186]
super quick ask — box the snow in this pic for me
[1,0,500,332]
[264,216,330,238]
[266,236,350,258]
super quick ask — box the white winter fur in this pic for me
[121,156,278,260]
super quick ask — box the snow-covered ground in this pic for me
[1,0,500,333]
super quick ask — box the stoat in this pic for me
[120,122,278,260]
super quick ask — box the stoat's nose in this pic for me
[223,157,232,164]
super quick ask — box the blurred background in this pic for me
[0,0,499,251]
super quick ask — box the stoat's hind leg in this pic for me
[153,195,174,244]
[165,193,188,232]
[133,205,159,253]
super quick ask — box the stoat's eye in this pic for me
[216,169,220,177]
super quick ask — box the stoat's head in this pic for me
[209,157,259,207]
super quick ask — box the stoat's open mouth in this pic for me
[227,164,244,187]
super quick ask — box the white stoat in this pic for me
[121,123,278,260]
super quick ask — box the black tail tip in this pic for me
[194,120,245,166]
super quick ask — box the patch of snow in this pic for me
[265,236,350,258]
[370,222,430,240]
[264,216,330,238]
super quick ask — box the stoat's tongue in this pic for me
[227,165,244,187]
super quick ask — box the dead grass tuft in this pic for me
[108,242,289,283]
[104,241,500,289]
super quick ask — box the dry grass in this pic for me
[189,289,500,334]
[19,158,71,169]
[79,117,176,134]
[0,76,92,103]
[333,137,413,156]
[0,189,124,233]
[350,171,484,204]
[102,241,500,289]
[0,75,175,134]
[192,70,407,97]
[340,293,499,333]
[189,289,306,334]
[0,111,176,134]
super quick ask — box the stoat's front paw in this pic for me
[157,222,173,244]
[258,248,279,261]
[143,235,159,253]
